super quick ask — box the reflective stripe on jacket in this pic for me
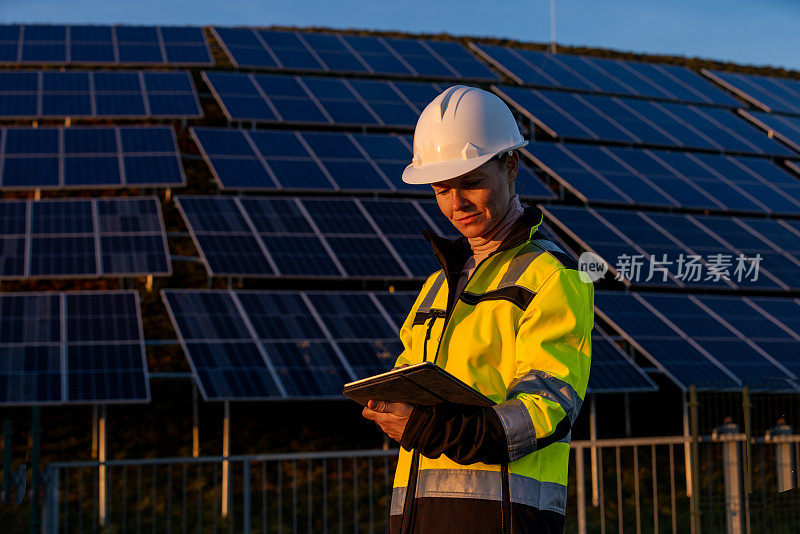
[390,207,594,530]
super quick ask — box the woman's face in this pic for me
[431,152,518,239]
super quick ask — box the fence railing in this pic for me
[5,434,798,534]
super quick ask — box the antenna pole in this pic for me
[549,0,557,53]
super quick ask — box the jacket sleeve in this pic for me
[492,266,594,462]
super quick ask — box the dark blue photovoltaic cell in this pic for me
[372,292,417,329]
[189,342,284,400]
[238,292,325,340]
[306,293,396,339]
[264,341,349,396]
[587,332,657,392]
[260,235,341,276]
[497,86,793,156]
[336,340,402,379]
[746,111,800,153]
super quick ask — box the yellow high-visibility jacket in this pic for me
[390,207,594,534]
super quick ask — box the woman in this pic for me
[362,85,594,534]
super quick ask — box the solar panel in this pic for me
[0,70,201,118]
[0,291,149,405]
[162,289,405,400]
[704,69,800,116]
[0,197,170,279]
[1,126,185,189]
[177,196,478,279]
[0,24,212,65]
[496,86,794,157]
[526,143,800,214]
[202,71,442,126]
[472,44,739,107]
[597,291,798,391]
[212,27,496,81]
[541,204,798,290]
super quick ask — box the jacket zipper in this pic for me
[422,310,446,363]
[403,246,523,533]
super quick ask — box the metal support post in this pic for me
[222,401,230,519]
[766,422,795,492]
[576,446,587,534]
[193,385,200,458]
[91,405,98,459]
[99,405,107,527]
[713,420,743,534]
[689,386,701,534]
[741,387,751,534]
[683,389,693,498]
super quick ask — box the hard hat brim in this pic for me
[401,141,528,185]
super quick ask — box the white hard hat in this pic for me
[402,85,528,185]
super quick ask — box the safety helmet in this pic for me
[402,85,528,185]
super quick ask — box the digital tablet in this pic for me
[343,362,495,407]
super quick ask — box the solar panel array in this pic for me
[527,142,800,215]
[190,127,554,197]
[472,44,739,107]
[704,69,800,116]
[0,197,170,278]
[0,24,213,65]
[0,291,149,405]
[0,126,185,189]
[0,70,202,118]
[541,204,800,291]
[596,291,800,391]
[202,71,446,126]
[162,289,655,400]
[213,28,497,80]
[495,85,794,156]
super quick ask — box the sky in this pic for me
[2,0,799,71]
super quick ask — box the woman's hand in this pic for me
[361,400,414,442]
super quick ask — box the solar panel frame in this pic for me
[0,290,150,406]
[703,69,800,116]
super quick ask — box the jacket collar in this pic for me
[422,204,546,281]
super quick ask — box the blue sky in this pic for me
[2,0,799,71]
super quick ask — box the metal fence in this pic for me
[25,433,798,534]
[40,449,396,534]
